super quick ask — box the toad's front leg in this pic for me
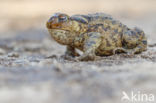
[76,32,102,61]
[62,46,79,60]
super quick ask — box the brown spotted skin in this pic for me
[46,13,147,61]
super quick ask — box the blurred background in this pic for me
[0,0,156,43]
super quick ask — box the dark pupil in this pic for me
[59,16,66,21]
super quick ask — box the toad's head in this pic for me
[46,13,71,30]
[46,13,87,45]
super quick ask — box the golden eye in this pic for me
[59,16,67,21]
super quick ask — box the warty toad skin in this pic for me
[46,13,147,61]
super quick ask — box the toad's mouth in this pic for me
[46,22,70,31]
[47,28,70,32]
[48,29,70,33]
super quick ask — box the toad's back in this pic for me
[72,13,126,27]
[71,13,128,35]
[71,13,113,23]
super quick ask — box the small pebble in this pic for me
[8,52,20,58]
[45,55,57,59]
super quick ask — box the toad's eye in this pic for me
[59,16,67,22]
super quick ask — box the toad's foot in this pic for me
[113,47,135,55]
[75,53,100,61]
[64,46,80,57]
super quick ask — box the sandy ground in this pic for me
[0,0,156,103]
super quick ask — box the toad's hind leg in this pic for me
[122,27,147,54]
